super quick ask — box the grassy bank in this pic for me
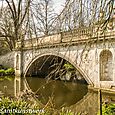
[0,96,74,115]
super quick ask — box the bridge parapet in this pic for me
[92,27,115,39]
[15,26,115,50]
[15,34,62,49]
[61,27,92,42]
[23,34,61,48]
[15,27,92,49]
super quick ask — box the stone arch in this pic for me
[24,52,94,85]
[100,50,113,81]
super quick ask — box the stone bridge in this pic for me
[14,26,115,91]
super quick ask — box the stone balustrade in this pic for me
[15,23,115,50]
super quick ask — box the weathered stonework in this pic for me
[15,27,115,90]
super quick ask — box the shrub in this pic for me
[5,68,15,75]
[97,103,115,115]
[64,63,74,71]
[102,103,115,115]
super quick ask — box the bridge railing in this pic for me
[23,34,62,48]
[61,27,92,42]
[15,25,115,49]
[22,27,93,48]
[92,25,115,39]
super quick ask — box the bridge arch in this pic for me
[24,52,93,85]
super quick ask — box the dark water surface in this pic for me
[26,77,88,108]
[0,77,115,115]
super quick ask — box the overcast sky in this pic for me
[0,0,66,14]
[53,0,66,14]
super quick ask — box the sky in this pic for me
[0,0,66,14]
[53,0,66,14]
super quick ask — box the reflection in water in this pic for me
[14,77,21,97]
[0,77,115,115]
[26,77,88,108]
[0,77,21,97]
[69,92,98,115]
[0,79,15,97]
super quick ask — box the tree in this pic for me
[54,0,114,32]
[0,0,58,51]
[0,0,31,50]
[31,0,57,36]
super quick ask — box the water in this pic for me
[0,77,115,115]
[26,77,88,108]
[0,78,14,97]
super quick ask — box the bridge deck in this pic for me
[15,28,115,50]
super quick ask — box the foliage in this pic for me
[0,96,75,115]
[0,97,40,115]
[101,103,115,115]
[5,68,15,75]
[64,62,74,71]
[59,108,74,115]
[97,103,115,115]
[0,68,14,77]
[0,68,15,81]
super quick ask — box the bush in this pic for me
[102,103,115,115]
[64,63,74,70]
[0,68,15,76]
[5,68,15,75]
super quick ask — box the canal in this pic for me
[0,77,115,115]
